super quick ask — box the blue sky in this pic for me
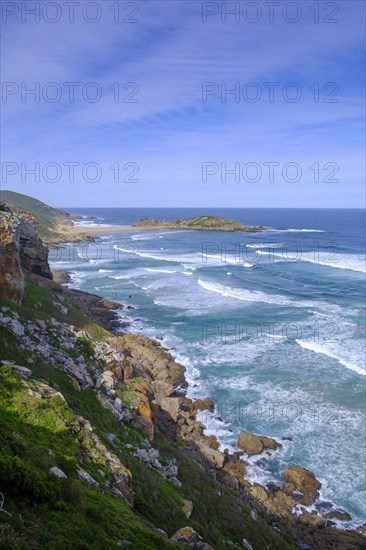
[1,0,365,207]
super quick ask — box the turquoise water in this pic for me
[50,208,366,525]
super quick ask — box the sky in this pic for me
[1,0,365,208]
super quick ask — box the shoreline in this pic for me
[51,267,366,543]
[52,220,266,243]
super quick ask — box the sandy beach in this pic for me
[56,223,167,237]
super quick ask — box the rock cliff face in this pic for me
[0,203,52,303]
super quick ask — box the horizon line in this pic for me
[59,206,366,210]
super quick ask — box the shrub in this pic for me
[0,454,61,503]
[0,364,19,397]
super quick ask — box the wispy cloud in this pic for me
[1,0,365,207]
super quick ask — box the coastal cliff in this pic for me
[0,203,365,549]
[0,203,51,303]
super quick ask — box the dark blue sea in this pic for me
[50,208,366,526]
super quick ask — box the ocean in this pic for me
[49,208,366,526]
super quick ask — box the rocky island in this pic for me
[0,197,365,549]
[133,216,265,232]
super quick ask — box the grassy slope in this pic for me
[0,282,294,550]
[0,190,68,240]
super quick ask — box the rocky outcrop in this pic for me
[119,333,186,389]
[237,431,281,456]
[0,204,26,303]
[18,219,52,279]
[0,203,51,303]
[283,465,321,505]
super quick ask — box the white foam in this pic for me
[246,243,283,249]
[131,233,156,241]
[145,268,179,274]
[258,250,366,273]
[300,253,366,273]
[266,228,326,233]
[243,263,253,268]
[296,340,366,376]
[197,279,310,308]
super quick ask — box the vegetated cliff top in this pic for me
[0,190,71,240]
[133,215,265,232]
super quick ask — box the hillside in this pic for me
[133,216,264,232]
[0,190,70,240]
[0,190,94,243]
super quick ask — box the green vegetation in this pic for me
[0,280,294,549]
[133,215,264,232]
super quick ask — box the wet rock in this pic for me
[324,510,352,521]
[193,398,215,412]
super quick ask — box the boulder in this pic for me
[283,466,321,505]
[237,432,281,456]
[8,364,32,378]
[324,510,352,521]
[151,380,175,403]
[50,466,67,479]
[223,458,246,481]
[171,526,202,543]
[193,398,214,412]
[195,441,224,469]
[77,469,99,486]
[182,499,193,518]
[249,484,269,502]
[160,397,184,422]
